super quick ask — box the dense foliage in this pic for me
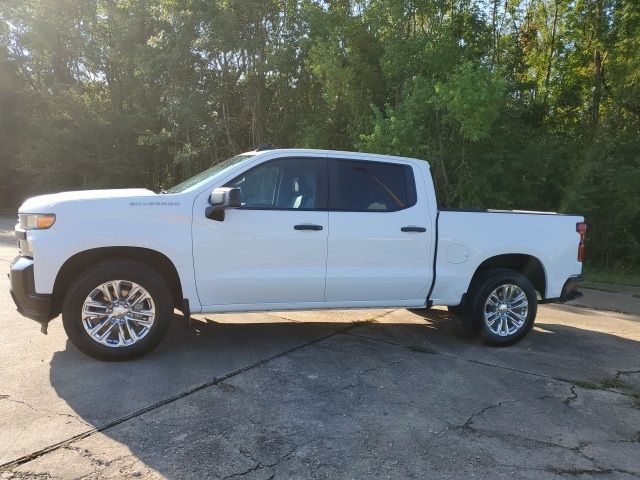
[0,0,638,270]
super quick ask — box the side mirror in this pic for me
[206,187,241,221]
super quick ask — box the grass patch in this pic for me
[571,380,600,390]
[564,377,628,391]
[582,266,640,287]
[599,377,628,389]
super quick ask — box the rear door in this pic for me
[325,157,433,305]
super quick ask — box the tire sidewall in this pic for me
[471,270,537,346]
[62,261,173,361]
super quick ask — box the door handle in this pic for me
[294,224,323,231]
[401,226,427,233]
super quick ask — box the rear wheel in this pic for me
[468,269,537,346]
[62,260,173,361]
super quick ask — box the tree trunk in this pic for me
[544,0,559,101]
[592,48,602,132]
[492,0,500,66]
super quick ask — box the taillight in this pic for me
[576,222,587,262]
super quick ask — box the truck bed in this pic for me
[429,209,584,306]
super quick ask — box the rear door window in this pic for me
[329,159,415,211]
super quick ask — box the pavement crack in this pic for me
[540,384,579,406]
[564,384,579,406]
[546,466,630,476]
[225,440,313,479]
[460,399,520,431]
[31,444,137,480]
[315,359,403,396]
[365,309,399,322]
[264,313,303,323]
[316,383,356,396]
[0,394,90,425]
[610,433,640,444]
[2,471,53,479]
[265,308,397,326]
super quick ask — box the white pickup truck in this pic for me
[9,147,585,360]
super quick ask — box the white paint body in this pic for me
[16,149,584,313]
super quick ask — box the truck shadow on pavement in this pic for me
[45,310,640,479]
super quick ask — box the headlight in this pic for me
[18,213,56,230]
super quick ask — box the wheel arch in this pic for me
[468,253,547,300]
[51,247,184,316]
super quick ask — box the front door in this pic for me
[192,156,328,307]
[325,157,433,305]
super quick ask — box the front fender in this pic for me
[27,195,200,311]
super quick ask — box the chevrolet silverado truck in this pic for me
[9,148,585,360]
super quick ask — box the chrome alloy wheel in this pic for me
[81,280,156,348]
[483,284,529,337]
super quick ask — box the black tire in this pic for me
[468,269,537,347]
[62,260,173,361]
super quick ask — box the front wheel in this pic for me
[468,270,537,346]
[62,260,173,361]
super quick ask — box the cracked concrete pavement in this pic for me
[1,216,639,479]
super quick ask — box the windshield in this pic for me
[165,154,254,193]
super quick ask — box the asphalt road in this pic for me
[0,216,639,479]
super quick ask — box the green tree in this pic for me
[0,0,637,271]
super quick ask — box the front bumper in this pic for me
[9,256,55,332]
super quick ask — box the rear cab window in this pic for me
[328,159,416,212]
